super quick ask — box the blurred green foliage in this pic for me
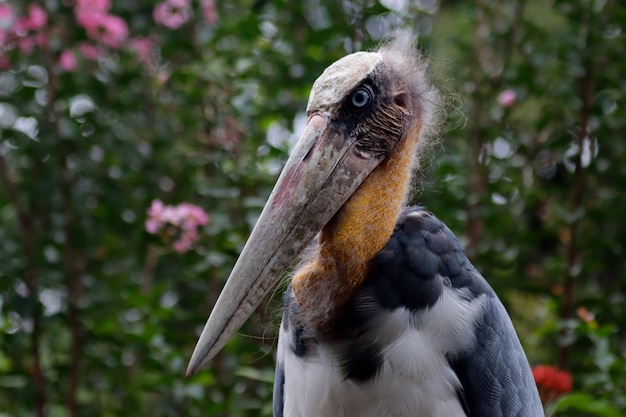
[0,0,624,416]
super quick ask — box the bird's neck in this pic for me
[291,122,422,333]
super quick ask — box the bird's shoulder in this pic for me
[363,206,492,310]
[354,206,543,416]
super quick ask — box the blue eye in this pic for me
[350,86,372,109]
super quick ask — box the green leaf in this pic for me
[551,393,621,417]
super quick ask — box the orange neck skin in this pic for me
[291,122,422,333]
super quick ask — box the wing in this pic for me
[273,360,285,417]
[448,294,544,417]
[365,207,544,417]
[273,315,287,417]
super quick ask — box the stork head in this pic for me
[187,34,437,376]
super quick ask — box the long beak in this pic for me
[187,113,383,376]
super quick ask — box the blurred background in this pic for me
[0,0,625,416]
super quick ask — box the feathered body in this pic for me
[274,208,542,417]
[188,34,544,417]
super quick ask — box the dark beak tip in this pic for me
[186,355,206,377]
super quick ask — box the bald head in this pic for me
[304,35,438,147]
[307,52,383,115]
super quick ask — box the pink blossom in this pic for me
[201,0,218,26]
[74,0,111,31]
[147,199,164,217]
[75,9,103,30]
[78,12,128,48]
[497,89,516,107]
[129,37,154,62]
[145,218,161,234]
[59,49,77,71]
[79,42,100,60]
[76,0,111,12]
[180,203,209,229]
[173,238,192,253]
[145,199,209,253]
[153,0,191,29]
[74,1,127,48]
[94,14,128,48]
[19,4,47,31]
[145,200,165,233]
[159,205,182,225]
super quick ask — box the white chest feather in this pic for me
[277,287,486,417]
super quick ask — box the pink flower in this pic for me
[95,14,128,48]
[79,42,100,60]
[173,238,192,253]
[183,203,209,227]
[20,4,47,31]
[201,0,218,26]
[146,200,164,232]
[129,37,154,62]
[76,0,111,12]
[153,0,191,29]
[145,218,161,234]
[78,12,128,48]
[145,199,209,253]
[59,49,77,71]
[74,0,127,48]
[497,89,516,107]
[75,9,102,30]
[147,199,165,217]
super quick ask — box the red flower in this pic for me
[532,365,573,404]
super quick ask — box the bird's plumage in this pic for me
[273,208,543,417]
[188,34,544,417]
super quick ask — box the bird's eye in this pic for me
[350,86,373,109]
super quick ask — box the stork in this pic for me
[187,35,544,417]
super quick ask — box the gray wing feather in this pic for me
[448,287,544,417]
[273,357,285,417]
